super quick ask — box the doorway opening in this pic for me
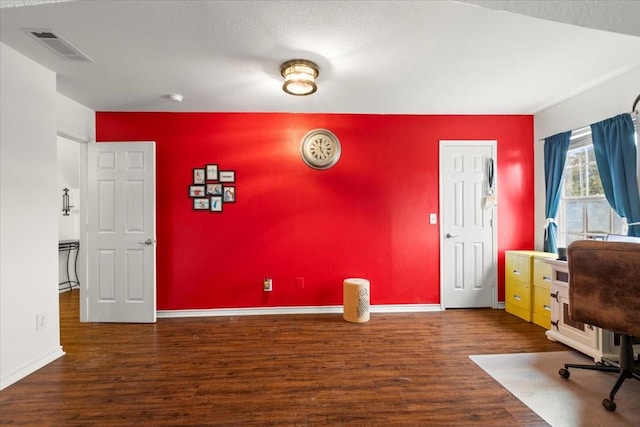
[57,134,85,340]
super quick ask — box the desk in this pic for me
[59,240,80,291]
[544,259,640,362]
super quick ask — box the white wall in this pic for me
[57,94,95,143]
[58,137,81,240]
[533,66,640,250]
[0,42,64,389]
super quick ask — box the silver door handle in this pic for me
[445,233,458,238]
[138,238,154,246]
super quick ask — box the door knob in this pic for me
[138,238,154,245]
[445,233,458,238]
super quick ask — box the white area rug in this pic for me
[470,351,640,427]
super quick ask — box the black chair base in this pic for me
[558,335,640,412]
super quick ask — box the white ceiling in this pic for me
[1,0,639,114]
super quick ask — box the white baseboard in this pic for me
[0,346,65,391]
[157,303,442,319]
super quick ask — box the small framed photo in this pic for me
[189,185,206,197]
[206,183,222,196]
[210,196,223,212]
[193,168,205,184]
[206,164,219,181]
[193,198,210,210]
[219,170,235,183]
[223,186,236,202]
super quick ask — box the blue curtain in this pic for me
[591,113,640,237]
[543,131,571,253]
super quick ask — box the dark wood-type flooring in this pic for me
[0,291,570,426]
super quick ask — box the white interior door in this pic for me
[87,142,156,322]
[440,140,497,309]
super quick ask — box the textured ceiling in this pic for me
[460,0,640,38]
[1,0,639,114]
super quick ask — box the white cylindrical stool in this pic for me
[343,278,370,323]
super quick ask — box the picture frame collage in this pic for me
[189,164,236,212]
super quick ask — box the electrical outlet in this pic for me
[429,213,437,224]
[296,277,305,289]
[36,312,47,331]
[263,278,272,292]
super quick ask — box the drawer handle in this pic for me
[550,291,559,302]
[513,294,521,301]
[513,269,521,275]
[543,305,551,312]
[543,276,551,282]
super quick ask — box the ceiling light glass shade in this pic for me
[280,59,319,96]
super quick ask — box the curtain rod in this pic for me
[541,95,640,142]
[569,113,639,141]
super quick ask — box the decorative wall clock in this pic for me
[300,129,341,170]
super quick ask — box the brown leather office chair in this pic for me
[558,239,640,412]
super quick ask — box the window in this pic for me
[557,129,634,246]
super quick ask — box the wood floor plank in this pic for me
[0,291,565,426]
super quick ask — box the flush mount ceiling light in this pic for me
[280,59,319,96]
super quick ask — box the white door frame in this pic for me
[438,140,498,310]
[79,139,89,321]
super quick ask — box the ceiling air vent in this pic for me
[22,28,92,62]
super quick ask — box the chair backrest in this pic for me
[567,240,640,337]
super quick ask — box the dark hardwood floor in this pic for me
[0,291,569,426]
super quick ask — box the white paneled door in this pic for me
[87,142,156,322]
[440,141,496,309]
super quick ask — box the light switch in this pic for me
[429,213,437,224]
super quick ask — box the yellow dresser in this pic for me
[531,255,554,328]
[505,250,556,322]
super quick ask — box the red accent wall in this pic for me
[96,113,535,310]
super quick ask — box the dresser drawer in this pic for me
[505,280,531,310]
[533,258,553,290]
[532,285,552,328]
[506,253,531,284]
